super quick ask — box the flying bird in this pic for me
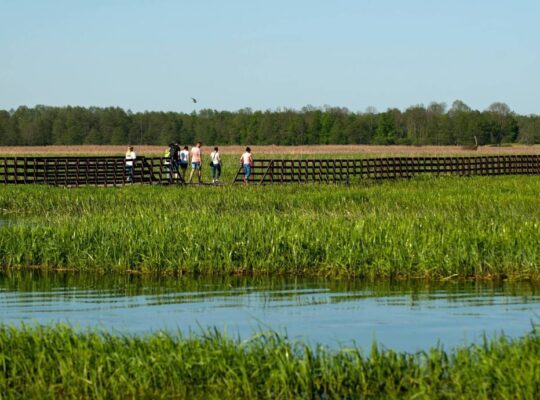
[191,97,197,103]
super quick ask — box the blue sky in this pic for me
[1,0,539,114]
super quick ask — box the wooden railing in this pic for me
[232,155,540,184]
[0,157,185,186]
[0,155,538,186]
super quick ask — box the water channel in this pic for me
[1,271,539,352]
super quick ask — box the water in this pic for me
[1,271,539,352]
[0,218,23,228]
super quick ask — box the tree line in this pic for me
[0,101,538,146]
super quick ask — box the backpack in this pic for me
[170,145,179,160]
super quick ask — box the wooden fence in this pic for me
[0,155,538,186]
[232,155,540,184]
[0,157,184,186]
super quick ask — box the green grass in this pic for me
[0,324,539,399]
[0,175,539,278]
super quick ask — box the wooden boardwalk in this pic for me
[0,155,538,187]
[0,156,185,186]
[232,155,540,184]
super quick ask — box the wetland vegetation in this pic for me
[0,175,538,278]
[0,171,539,398]
[1,324,539,399]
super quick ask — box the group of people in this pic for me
[125,144,253,184]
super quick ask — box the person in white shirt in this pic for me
[125,146,136,182]
[210,147,221,183]
[240,147,253,184]
[179,146,189,181]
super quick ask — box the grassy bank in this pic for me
[0,176,539,278]
[0,324,538,399]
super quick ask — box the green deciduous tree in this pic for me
[0,102,536,146]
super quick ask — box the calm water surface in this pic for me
[1,271,539,352]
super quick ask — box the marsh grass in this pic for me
[0,176,539,278]
[0,324,539,399]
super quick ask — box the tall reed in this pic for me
[0,324,538,399]
[0,176,538,278]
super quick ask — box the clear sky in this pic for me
[1,0,539,114]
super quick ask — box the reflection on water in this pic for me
[1,271,539,352]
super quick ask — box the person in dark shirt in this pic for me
[168,142,180,180]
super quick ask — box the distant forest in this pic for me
[0,101,539,146]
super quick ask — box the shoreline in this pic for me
[2,265,540,282]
